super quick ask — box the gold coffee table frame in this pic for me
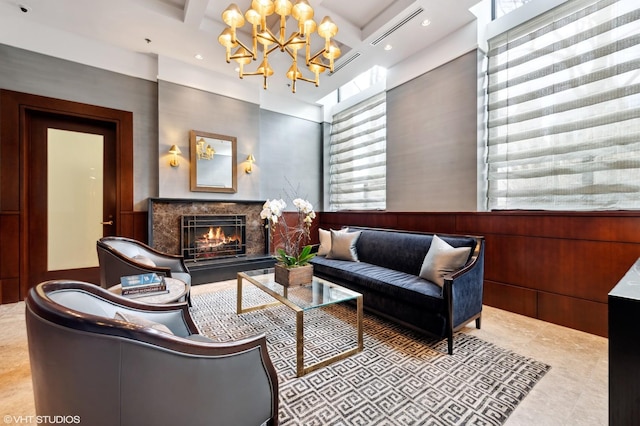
[237,268,363,377]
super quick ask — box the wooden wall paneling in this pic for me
[316,210,640,337]
[132,211,149,243]
[0,279,20,304]
[396,213,458,233]
[537,291,608,337]
[482,234,534,287]
[0,91,21,211]
[483,281,537,317]
[0,213,20,278]
[118,212,135,240]
[609,216,640,243]
[119,112,134,211]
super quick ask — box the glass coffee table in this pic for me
[237,268,363,377]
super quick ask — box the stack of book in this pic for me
[120,273,168,298]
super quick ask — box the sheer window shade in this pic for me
[486,0,640,210]
[329,93,386,210]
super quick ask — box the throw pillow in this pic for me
[318,227,349,256]
[132,254,156,267]
[419,235,471,287]
[114,311,174,335]
[327,230,361,261]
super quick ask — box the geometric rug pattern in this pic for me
[190,288,550,426]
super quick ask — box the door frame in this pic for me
[0,90,133,299]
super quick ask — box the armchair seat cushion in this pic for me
[172,272,191,286]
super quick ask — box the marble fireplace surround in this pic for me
[148,198,274,283]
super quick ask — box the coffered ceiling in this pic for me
[0,0,480,104]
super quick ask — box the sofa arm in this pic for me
[445,239,485,328]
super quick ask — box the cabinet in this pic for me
[608,258,640,425]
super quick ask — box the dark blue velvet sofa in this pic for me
[310,227,485,354]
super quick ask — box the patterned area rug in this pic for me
[190,288,550,426]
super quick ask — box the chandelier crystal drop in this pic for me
[218,0,341,93]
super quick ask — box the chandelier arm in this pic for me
[308,58,331,71]
[282,31,303,49]
[296,75,317,84]
[241,70,267,76]
[261,27,282,48]
[308,47,328,63]
[265,44,280,56]
[231,38,257,60]
[283,47,297,60]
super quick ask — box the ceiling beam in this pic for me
[183,0,210,27]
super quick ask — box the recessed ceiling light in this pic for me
[195,54,203,60]
[384,44,392,51]
[421,19,431,27]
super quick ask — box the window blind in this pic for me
[329,93,386,211]
[486,0,640,210]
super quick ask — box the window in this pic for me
[338,66,387,102]
[493,0,533,19]
[485,0,640,210]
[329,93,386,211]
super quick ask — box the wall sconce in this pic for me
[245,154,256,174]
[169,145,181,167]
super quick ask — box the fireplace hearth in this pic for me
[181,215,246,261]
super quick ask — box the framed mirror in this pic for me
[189,130,237,193]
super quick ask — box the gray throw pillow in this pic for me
[419,235,471,287]
[327,230,361,261]
[318,227,349,256]
[114,311,174,335]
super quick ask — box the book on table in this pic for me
[120,273,168,297]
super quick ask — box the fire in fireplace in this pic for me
[181,215,246,261]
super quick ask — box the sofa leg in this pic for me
[447,335,453,355]
[476,316,481,329]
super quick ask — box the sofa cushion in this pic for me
[353,229,476,275]
[327,230,361,261]
[311,256,445,312]
[419,235,471,287]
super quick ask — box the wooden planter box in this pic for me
[274,264,313,287]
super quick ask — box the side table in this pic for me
[108,277,187,304]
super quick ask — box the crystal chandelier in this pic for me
[196,138,215,160]
[218,0,341,93]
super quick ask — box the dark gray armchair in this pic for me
[97,236,192,305]
[26,280,279,426]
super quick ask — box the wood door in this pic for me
[27,111,118,286]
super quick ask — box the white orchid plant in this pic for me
[260,197,316,268]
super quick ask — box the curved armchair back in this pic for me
[97,236,192,304]
[26,280,279,426]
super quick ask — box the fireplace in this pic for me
[149,199,275,283]
[181,215,246,261]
